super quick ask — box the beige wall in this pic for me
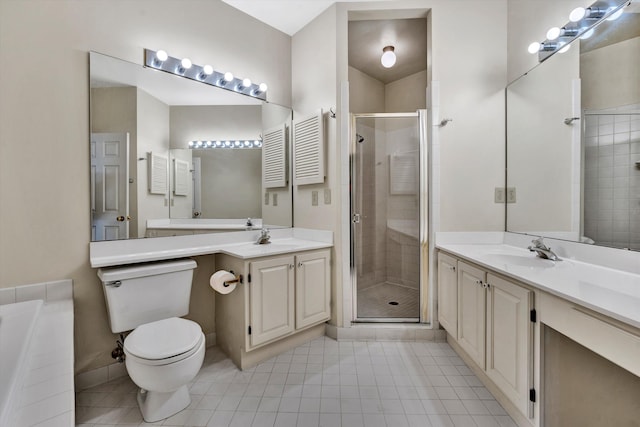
[0,0,291,374]
[385,70,428,113]
[136,89,171,237]
[170,105,262,219]
[348,66,385,114]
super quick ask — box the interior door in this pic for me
[91,132,129,241]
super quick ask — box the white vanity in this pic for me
[89,228,333,370]
[436,232,640,427]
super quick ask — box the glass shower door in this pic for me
[352,113,423,322]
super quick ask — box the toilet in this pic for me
[97,259,204,422]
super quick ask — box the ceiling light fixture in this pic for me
[381,46,396,68]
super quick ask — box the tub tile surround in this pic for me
[90,228,333,267]
[0,280,74,427]
[436,231,640,329]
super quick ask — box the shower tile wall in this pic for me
[583,110,640,250]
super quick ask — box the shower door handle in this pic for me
[352,213,361,224]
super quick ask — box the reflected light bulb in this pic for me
[156,50,168,62]
[569,7,586,22]
[558,43,571,54]
[580,28,595,40]
[202,65,213,75]
[380,46,396,68]
[224,72,234,82]
[242,78,252,88]
[546,27,561,40]
[181,58,192,69]
[606,7,624,21]
[528,42,541,54]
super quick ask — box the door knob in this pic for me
[116,215,125,222]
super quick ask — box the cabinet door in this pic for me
[486,273,532,416]
[457,261,486,369]
[249,255,295,347]
[437,252,458,338]
[296,249,331,329]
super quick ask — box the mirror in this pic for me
[506,3,640,250]
[89,52,293,241]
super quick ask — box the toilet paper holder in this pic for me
[223,273,243,287]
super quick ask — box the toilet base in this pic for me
[136,384,191,422]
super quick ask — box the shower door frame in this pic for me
[350,111,429,323]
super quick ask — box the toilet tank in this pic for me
[97,259,197,333]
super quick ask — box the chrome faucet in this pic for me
[256,228,271,245]
[528,237,561,261]
[246,217,253,227]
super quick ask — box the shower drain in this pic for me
[388,301,399,306]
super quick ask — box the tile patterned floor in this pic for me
[75,337,517,427]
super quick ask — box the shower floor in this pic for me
[357,281,419,319]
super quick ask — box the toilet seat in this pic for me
[124,317,203,366]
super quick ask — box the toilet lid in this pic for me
[124,317,202,360]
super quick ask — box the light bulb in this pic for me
[215,141,222,147]
[225,141,232,147]
[255,141,262,148]
[558,42,571,53]
[606,7,624,21]
[188,140,195,147]
[234,141,241,147]
[580,28,595,40]
[244,140,251,147]
[381,46,396,68]
[546,27,561,40]
[241,78,251,88]
[206,141,212,147]
[569,7,586,22]
[202,65,213,75]
[196,141,203,147]
[258,83,268,93]
[224,72,234,82]
[156,50,168,62]
[528,42,541,54]
[181,58,192,69]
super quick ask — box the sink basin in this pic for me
[480,253,556,269]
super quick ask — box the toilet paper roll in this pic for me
[210,270,237,294]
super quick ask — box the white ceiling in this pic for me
[221,0,386,35]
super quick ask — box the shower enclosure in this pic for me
[351,112,428,322]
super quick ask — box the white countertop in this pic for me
[90,228,333,267]
[436,237,640,330]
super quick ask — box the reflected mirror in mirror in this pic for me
[89,51,292,241]
[506,1,640,251]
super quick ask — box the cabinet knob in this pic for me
[476,280,483,286]
[289,264,294,269]
[298,262,303,268]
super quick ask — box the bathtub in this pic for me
[0,279,74,426]
[0,299,43,426]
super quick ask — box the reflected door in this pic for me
[352,114,423,322]
[91,132,129,241]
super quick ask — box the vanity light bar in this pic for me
[188,140,263,149]
[144,49,268,101]
[528,0,629,62]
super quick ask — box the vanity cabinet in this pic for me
[215,248,331,369]
[437,252,458,338]
[439,254,534,423]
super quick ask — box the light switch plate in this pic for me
[264,192,269,205]
[324,188,331,204]
[507,187,517,203]
[494,187,506,203]
[272,193,278,206]
[312,191,318,206]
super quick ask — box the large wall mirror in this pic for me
[506,1,639,251]
[90,52,293,241]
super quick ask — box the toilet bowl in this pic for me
[124,317,205,422]
[97,259,203,422]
